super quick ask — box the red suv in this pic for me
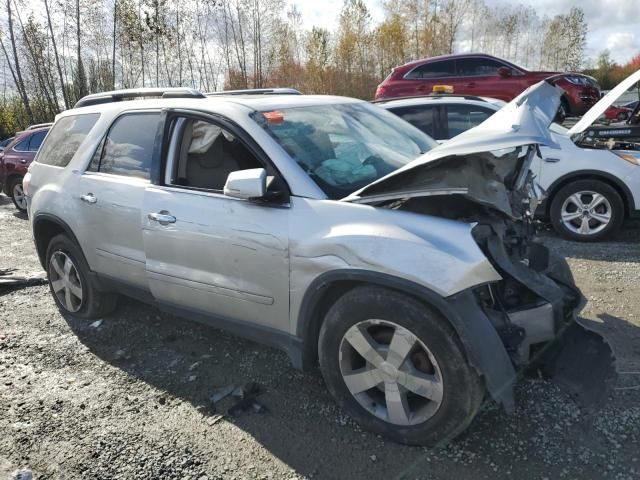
[375,53,600,119]
[0,126,50,212]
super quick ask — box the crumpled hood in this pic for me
[568,69,640,136]
[345,80,563,203]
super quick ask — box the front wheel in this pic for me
[9,177,27,212]
[318,286,484,446]
[550,179,624,241]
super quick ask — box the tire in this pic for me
[318,285,485,446]
[8,177,27,212]
[45,234,118,319]
[550,179,624,242]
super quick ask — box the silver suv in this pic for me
[26,86,612,445]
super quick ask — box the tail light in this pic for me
[22,171,31,196]
[374,85,388,99]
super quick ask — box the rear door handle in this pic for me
[148,211,176,225]
[80,193,97,204]
[466,82,476,88]
[544,157,560,163]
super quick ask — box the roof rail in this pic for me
[26,122,53,130]
[372,94,489,104]
[205,88,302,96]
[74,87,206,108]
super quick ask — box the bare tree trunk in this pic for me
[44,0,69,108]
[6,0,33,122]
[76,0,87,97]
[176,0,182,85]
[112,0,117,89]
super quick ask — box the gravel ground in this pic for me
[1,195,639,480]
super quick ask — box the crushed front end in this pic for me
[360,145,617,411]
[471,218,616,409]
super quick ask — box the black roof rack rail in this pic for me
[205,88,302,96]
[74,87,206,108]
[372,94,489,104]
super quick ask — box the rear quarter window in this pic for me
[36,113,100,167]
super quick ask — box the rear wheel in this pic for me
[550,179,624,241]
[46,234,118,318]
[9,177,27,212]
[318,286,484,446]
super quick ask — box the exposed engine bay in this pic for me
[574,124,640,151]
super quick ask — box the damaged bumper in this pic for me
[443,225,616,412]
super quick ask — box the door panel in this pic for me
[74,172,149,288]
[142,186,290,332]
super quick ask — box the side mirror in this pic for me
[223,168,267,200]
[497,67,512,78]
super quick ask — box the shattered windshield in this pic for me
[253,103,436,199]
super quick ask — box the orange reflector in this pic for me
[432,85,454,94]
[263,111,285,124]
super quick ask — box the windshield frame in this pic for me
[251,101,437,199]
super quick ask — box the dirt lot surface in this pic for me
[1,195,639,480]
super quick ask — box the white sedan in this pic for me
[378,72,640,241]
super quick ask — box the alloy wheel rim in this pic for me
[339,319,443,426]
[560,190,612,236]
[48,251,83,313]
[13,183,26,210]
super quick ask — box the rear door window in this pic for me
[93,112,160,180]
[13,137,30,151]
[457,58,506,77]
[389,105,437,138]
[445,104,495,139]
[27,130,47,151]
[405,60,456,79]
[37,113,100,167]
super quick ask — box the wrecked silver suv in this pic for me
[26,84,613,446]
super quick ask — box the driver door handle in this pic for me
[148,211,176,224]
[80,193,97,204]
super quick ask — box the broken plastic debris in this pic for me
[228,397,267,416]
[210,384,236,404]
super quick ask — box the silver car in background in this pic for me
[25,85,613,445]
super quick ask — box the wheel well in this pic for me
[33,219,66,269]
[3,173,23,196]
[546,174,631,218]
[300,280,360,370]
[299,277,445,370]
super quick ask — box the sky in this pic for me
[293,0,640,66]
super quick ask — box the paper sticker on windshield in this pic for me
[263,111,285,124]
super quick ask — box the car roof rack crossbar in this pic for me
[74,87,206,108]
[205,88,302,96]
[372,94,488,104]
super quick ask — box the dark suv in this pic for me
[0,126,50,211]
[375,53,600,119]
